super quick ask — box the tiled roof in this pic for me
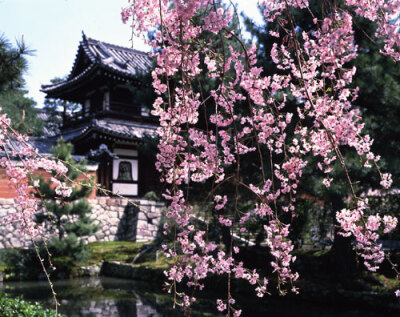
[2,136,96,167]
[28,136,58,154]
[81,36,152,77]
[88,144,118,160]
[16,119,156,157]
[42,33,152,94]
[85,119,157,139]
[51,118,157,145]
[41,64,96,93]
[0,137,58,157]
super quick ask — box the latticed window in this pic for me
[117,161,133,181]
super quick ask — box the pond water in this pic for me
[0,277,398,317]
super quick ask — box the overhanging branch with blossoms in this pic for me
[121,0,400,315]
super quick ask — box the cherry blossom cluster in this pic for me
[336,199,398,271]
[264,221,298,291]
[344,0,400,60]
[259,0,398,281]
[0,111,69,238]
[122,0,400,313]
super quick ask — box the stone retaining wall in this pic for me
[0,198,163,248]
[0,199,32,248]
[89,198,163,243]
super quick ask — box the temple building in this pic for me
[0,33,163,248]
[40,33,158,197]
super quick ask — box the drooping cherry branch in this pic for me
[0,111,73,314]
[121,0,400,315]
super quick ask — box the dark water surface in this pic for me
[0,277,398,317]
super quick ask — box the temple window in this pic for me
[112,149,139,196]
[117,161,133,181]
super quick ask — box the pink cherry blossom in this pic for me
[119,0,400,314]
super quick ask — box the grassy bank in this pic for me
[87,241,171,269]
[87,241,145,264]
[0,241,170,281]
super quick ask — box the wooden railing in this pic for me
[62,102,155,128]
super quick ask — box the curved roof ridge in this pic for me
[66,31,96,80]
[41,32,153,96]
[81,32,97,64]
[85,35,150,56]
[41,64,96,93]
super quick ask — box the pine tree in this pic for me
[0,35,43,135]
[42,77,81,136]
[34,139,98,263]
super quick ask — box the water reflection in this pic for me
[0,278,181,317]
[0,277,398,317]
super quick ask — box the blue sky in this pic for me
[0,0,263,107]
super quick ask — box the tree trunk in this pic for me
[221,226,232,254]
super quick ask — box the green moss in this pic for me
[86,241,173,269]
[373,274,400,292]
[312,249,329,257]
[132,258,170,270]
[87,241,145,265]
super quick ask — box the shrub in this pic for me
[0,292,60,316]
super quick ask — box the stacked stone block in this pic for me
[0,199,32,248]
[0,198,163,248]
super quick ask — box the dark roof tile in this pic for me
[41,33,152,94]
[93,119,157,139]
